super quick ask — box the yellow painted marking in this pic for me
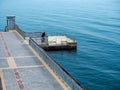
[7,30,14,32]
[24,40,29,44]
[0,69,6,90]
[14,30,25,40]
[7,57,17,69]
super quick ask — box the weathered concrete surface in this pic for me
[0,32,64,90]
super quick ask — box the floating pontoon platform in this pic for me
[32,36,77,51]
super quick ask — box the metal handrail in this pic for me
[4,26,8,32]
[14,25,42,39]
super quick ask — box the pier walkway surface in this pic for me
[0,31,66,90]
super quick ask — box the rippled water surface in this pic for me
[0,0,120,90]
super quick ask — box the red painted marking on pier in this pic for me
[0,33,27,90]
[0,33,11,57]
[12,69,27,90]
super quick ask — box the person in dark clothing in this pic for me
[41,32,46,42]
[41,32,45,37]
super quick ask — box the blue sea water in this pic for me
[0,0,120,90]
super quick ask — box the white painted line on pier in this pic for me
[17,65,44,69]
[13,56,36,59]
[1,65,44,70]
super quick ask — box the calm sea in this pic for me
[0,0,120,90]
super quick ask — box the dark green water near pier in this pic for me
[0,0,120,90]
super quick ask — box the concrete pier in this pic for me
[0,31,66,90]
[0,16,84,90]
